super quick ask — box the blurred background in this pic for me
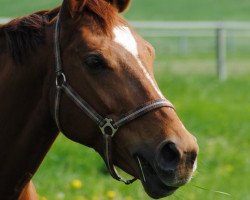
[1,0,249,199]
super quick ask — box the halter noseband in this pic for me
[53,14,174,185]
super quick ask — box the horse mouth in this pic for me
[134,155,178,199]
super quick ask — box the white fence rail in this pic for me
[131,21,250,30]
[0,17,11,23]
[1,18,250,80]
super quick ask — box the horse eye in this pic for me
[84,55,107,72]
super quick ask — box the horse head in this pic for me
[53,0,199,198]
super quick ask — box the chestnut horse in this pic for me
[0,0,198,199]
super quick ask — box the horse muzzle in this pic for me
[133,140,198,199]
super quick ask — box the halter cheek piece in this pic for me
[53,14,174,185]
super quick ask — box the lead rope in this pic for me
[53,13,174,185]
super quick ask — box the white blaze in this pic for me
[113,26,138,57]
[113,26,164,99]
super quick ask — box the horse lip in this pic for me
[133,154,178,198]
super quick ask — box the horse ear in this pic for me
[61,0,88,19]
[107,0,131,13]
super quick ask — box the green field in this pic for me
[1,0,250,20]
[1,0,250,200]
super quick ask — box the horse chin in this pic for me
[134,155,178,199]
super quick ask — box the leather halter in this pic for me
[53,13,174,184]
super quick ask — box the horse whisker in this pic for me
[191,184,231,196]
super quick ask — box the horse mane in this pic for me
[0,0,117,64]
[1,12,46,63]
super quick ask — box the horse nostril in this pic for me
[156,142,181,172]
[188,152,197,167]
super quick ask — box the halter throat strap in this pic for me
[53,14,174,185]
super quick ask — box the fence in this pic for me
[131,21,250,80]
[0,17,10,23]
[1,18,250,80]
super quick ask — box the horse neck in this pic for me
[0,28,58,198]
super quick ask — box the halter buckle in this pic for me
[56,73,66,88]
[99,118,118,137]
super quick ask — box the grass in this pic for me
[1,0,250,199]
[0,0,61,17]
[1,0,250,21]
[125,0,250,21]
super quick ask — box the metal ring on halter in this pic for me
[99,118,118,137]
[55,73,66,88]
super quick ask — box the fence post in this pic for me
[216,26,227,80]
[180,35,188,55]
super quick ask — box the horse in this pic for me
[0,0,198,199]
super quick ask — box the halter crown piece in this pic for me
[53,13,175,185]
